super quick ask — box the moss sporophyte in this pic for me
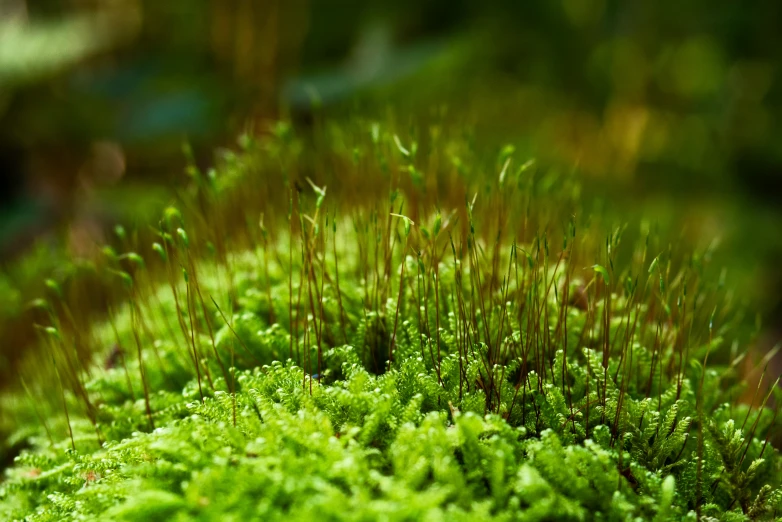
[0,121,780,521]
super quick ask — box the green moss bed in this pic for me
[0,121,780,521]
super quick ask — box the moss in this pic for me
[0,120,780,521]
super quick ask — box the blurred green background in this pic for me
[2,0,781,381]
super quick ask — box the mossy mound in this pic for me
[0,121,779,521]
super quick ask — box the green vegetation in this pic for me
[0,118,780,521]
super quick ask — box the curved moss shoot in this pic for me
[0,119,780,521]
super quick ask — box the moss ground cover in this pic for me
[0,119,780,521]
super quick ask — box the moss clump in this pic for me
[0,120,780,521]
